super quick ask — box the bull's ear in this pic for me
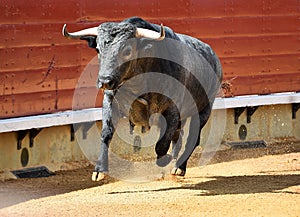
[80,36,97,49]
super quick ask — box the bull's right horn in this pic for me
[62,24,98,39]
[135,24,165,41]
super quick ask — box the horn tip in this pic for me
[160,23,164,30]
[160,23,165,39]
[62,24,67,37]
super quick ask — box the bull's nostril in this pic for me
[98,76,117,90]
[99,80,116,90]
[97,82,102,89]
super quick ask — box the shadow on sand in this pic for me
[108,173,300,196]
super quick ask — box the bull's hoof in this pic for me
[171,167,186,176]
[156,154,172,167]
[92,171,109,182]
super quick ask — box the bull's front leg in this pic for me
[92,91,114,181]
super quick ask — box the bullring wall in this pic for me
[1,0,300,119]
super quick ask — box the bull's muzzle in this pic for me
[97,77,117,90]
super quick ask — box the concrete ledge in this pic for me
[0,108,102,133]
[0,92,299,133]
[213,92,300,110]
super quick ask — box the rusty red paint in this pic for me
[0,0,299,118]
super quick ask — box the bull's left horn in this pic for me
[62,24,98,39]
[135,24,165,41]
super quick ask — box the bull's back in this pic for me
[176,33,222,82]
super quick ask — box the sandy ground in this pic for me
[0,144,299,217]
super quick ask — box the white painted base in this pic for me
[0,92,299,133]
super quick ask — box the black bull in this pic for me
[63,17,222,181]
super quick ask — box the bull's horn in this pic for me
[135,24,165,41]
[62,24,98,39]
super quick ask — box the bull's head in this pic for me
[62,22,165,90]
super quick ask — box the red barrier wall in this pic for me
[1,0,299,118]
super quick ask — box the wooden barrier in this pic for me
[1,0,299,119]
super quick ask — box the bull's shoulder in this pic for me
[177,34,214,58]
[177,33,222,80]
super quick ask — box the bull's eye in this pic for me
[120,45,133,60]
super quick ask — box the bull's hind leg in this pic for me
[172,105,212,176]
[155,108,180,167]
[171,115,201,176]
[171,128,182,160]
